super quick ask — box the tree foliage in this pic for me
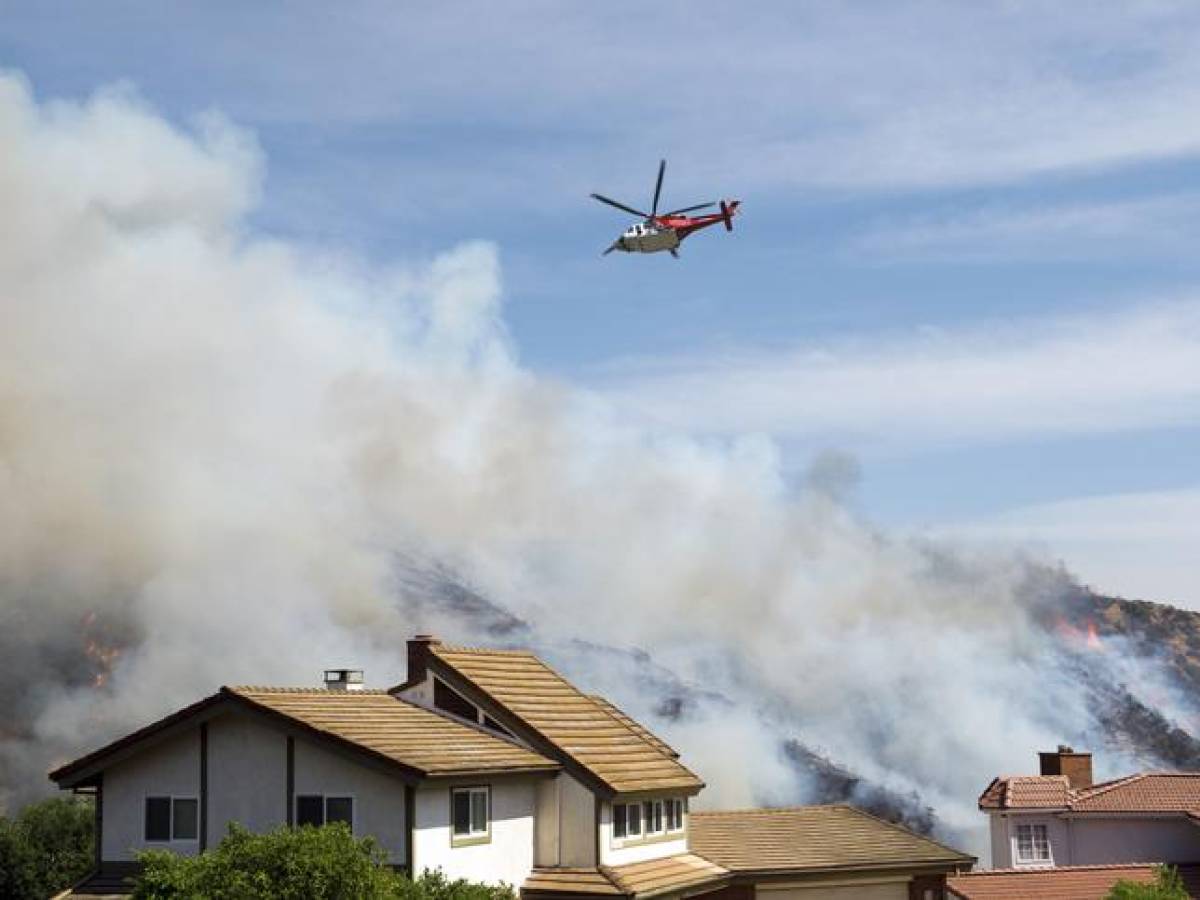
[1107,865,1190,900]
[133,823,516,900]
[0,796,94,900]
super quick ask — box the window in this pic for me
[644,800,664,835]
[1015,823,1051,862]
[666,798,685,832]
[144,796,198,842]
[613,798,686,846]
[295,795,354,831]
[451,786,490,845]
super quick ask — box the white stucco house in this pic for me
[977,746,1200,870]
[51,635,972,899]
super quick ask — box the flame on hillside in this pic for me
[81,612,122,688]
[1055,616,1104,651]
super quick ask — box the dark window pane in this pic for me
[172,798,198,840]
[145,797,171,841]
[470,790,488,834]
[326,797,353,829]
[452,790,472,835]
[296,795,324,827]
[435,679,480,721]
[482,715,511,736]
[628,803,642,835]
[613,803,627,838]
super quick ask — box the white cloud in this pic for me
[926,488,1200,606]
[597,300,1200,451]
[855,193,1200,261]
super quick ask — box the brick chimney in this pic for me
[1039,745,1093,789]
[407,634,441,685]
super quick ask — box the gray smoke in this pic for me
[0,73,1192,858]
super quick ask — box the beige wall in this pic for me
[293,730,409,863]
[103,729,201,861]
[206,713,286,844]
[989,813,1068,868]
[1069,817,1200,865]
[101,709,408,865]
[413,778,537,886]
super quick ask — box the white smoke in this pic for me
[0,72,1166,856]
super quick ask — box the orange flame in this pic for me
[81,612,122,688]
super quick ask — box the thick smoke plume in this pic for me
[0,73,1192,857]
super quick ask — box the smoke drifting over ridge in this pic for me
[1,73,1194,855]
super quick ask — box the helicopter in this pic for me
[591,159,740,257]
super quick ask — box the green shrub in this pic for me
[1107,865,1190,900]
[0,796,94,900]
[133,823,516,900]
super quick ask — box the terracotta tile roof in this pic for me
[1072,773,1200,813]
[228,687,559,778]
[428,645,703,795]
[948,863,1200,899]
[689,805,974,874]
[978,776,1071,810]
[588,696,679,759]
[980,771,1200,816]
[603,853,730,898]
[523,855,729,899]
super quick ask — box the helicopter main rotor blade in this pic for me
[651,159,666,217]
[662,201,716,216]
[602,243,619,256]
[590,193,648,218]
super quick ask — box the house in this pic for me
[980,746,1200,869]
[50,635,973,898]
[948,863,1200,899]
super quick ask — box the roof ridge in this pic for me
[1071,771,1147,804]
[435,644,538,657]
[230,685,390,694]
[693,803,881,817]
[957,862,1162,876]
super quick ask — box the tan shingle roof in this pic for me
[979,776,1071,810]
[603,853,730,898]
[589,696,679,759]
[524,869,624,897]
[428,645,703,795]
[228,687,558,777]
[523,855,729,899]
[948,863,1200,899]
[979,772,1200,815]
[689,806,974,874]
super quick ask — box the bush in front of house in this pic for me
[133,822,517,900]
[1107,865,1190,900]
[0,796,94,900]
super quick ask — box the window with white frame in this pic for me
[144,796,198,842]
[295,795,354,830]
[613,798,685,844]
[451,786,490,845]
[1015,823,1051,862]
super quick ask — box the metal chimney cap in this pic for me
[323,669,365,691]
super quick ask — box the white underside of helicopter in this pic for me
[617,225,681,253]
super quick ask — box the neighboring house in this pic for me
[51,635,973,898]
[980,746,1200,869]
[948,862,1200,899]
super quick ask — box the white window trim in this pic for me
[1014,822,1052,863]
[450,785,491,846]
[143,794,199,844]
[294,793,357,833]
[611,798,687,848]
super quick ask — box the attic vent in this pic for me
[434,677,479,721]
[324,669,364,691]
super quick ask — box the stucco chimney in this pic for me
[407,634,441,686]
[323,669,365,691]
[1039,745,1093,789]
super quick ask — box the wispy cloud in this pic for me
[854,193,1200,261]
[596,299,1200,450]
[926,487,1200,605]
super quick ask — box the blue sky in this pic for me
[3,1,1198,604]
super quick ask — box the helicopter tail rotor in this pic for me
[720,200,740,232]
